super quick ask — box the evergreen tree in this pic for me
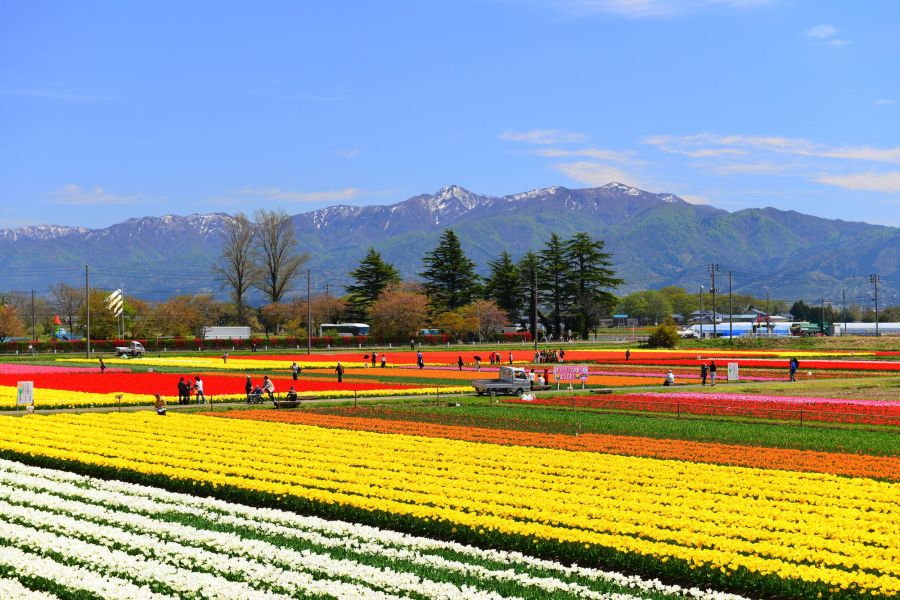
[483,250,522,322]
[564,232,622,339]
[539,233,575,340]
[790,300,811,321]
[517,251,544,341]
[345,248,400,319]
[420,229,480,312]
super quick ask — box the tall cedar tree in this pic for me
[517,251,544,341]
[345,248,400,319]
[483,250,522,322]
[214,212,256,325]
[253,208,308,303]
[564,232,622,339]
[539,233,575,340]
[420,229,480,312]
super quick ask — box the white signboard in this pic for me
[17,381,34,406]
[553,365,590,388]
[727,362,739,382]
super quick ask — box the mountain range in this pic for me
[2,183,897,306]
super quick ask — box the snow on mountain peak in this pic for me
[602,182,643,196]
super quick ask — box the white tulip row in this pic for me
[0,458,747,600]
[0,577,60,600]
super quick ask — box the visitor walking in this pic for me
[223,352,229,364]
[177,377,187,404]
[625,349,631,361]
[99,358,106,374]
[244,376,253,401]
[262,375,275,401]
[380,354,387,368]
[291,362,300,381]
[789,357,799,382]
[194,376,206,404]
[457,355,463,371]
[417,351,424,369]
[709,361,718,386]
[473,356,481,371]
[335,361,344,383]
[508,351,514,366]
[700,363,708,386]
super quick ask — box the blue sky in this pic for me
[2,0,899,228]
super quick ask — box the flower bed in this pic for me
[214,409,900,481]
[0,458,747,600]
[504,393,900,426]
[0,413,896,599]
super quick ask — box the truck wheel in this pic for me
[475,390,483,396]
[515,388,524,396]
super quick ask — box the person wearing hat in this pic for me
[663,370,675,386]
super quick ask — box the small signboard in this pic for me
[727,362,739,382]
[17,381,34,406]
[553,365,590,388]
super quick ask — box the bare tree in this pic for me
[49,283,84,335]
[253,208,308,303]
[214,213,256,325]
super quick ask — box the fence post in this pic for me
[676,403,680,419]
[799,410,803,427]
[354,390,357,408]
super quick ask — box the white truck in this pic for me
[473,366,537,396]
[115,341,145,358]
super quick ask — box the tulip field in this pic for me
[0,346,897,598]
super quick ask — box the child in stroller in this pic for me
[247,385,265,404]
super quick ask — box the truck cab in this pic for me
[115,341,145,357]
[472,366,532,396]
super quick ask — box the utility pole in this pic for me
[699,285,704,339]
[728,271,733,340]
[709,264,719,337]
[870,274,880,337]
[821,297,826,334]
[31,290,36,341]
[85,265,91,359]
[306,269,312,354]
[533,269,539,351]
[325,283,330,297]
[842,289,847,337]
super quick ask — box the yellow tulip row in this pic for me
[0,385,150,410]
[0,384,471,410]
[0,412,896,596]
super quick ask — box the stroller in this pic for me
[247,385,265,404]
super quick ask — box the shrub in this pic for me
[646,323,679,348]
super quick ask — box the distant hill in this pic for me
[2,183,897,305]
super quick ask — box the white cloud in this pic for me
[556,0,771,19]
[874,99,895,106]
[48,184,137,205]
[804,24,838,39]
[499,129,590,145]
[233,187,366,203]
[560,0,771,19]
[709,161,797,175]
[335,148,361,158]
[645,133,900,164]
[535,147,639,163]
[802,24,849,47]
[816,172,900,193]
[550,161,643,187]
